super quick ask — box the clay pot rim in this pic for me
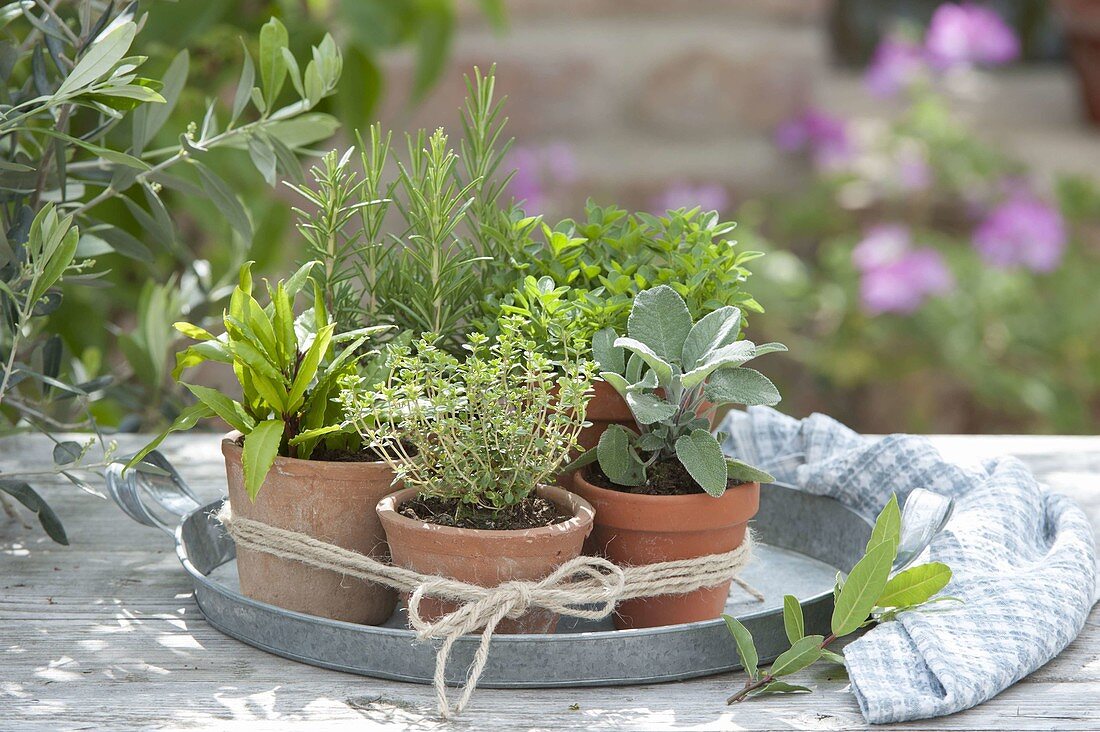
[574,466,758,506]
[222,431,392,475]
[377,484,595,539]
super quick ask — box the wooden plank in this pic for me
[1,432,1099,730]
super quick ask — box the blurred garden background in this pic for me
[6,0,1100,445]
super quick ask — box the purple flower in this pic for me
[652,181,730,214]
[853,225,954,315]
[865,35,927,98]
[774,109,852,171]
[924,3,1019,70]
[853,224,912,270]
[504,143,578,212]
[896,147,933,192]
[973,193,1066,272]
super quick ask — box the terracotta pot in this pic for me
[1057,0,1100,126]
[222,432,398,625]
[571,469,759,630]
[577,379,635,451]
[376,484,595,634]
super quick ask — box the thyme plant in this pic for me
[343,316,595,513]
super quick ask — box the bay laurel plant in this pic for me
[570,285,786,495]
[724,495,956,703]
[127,262,390,499]
[342,316,596,514]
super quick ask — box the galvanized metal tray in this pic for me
[107,455,873,688]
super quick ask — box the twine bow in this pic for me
[407,555,625,716]
[215,502,757,718]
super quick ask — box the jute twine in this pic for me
[215,503,759,718]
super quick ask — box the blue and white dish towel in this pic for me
[719,407,1097,725]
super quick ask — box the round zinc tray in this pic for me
[107,454,872,688]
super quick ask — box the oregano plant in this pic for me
[723,495,956,703]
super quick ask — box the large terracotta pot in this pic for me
[571,469,759,630]
[222,432,398,625]
[376,484,595,634]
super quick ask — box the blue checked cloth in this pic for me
[718,407,1097,725]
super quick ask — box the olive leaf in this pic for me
[0,480,68,544]
[52,441,83,465]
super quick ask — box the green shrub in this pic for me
[487,202,764,359]
[342,316,595,513]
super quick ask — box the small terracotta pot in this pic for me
[376,484,595,634]
[571,469,759,630]
[577,379,635,451]
[222,432,398,625]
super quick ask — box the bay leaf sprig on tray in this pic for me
[724,494,958,704]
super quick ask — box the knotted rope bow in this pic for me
[216,503,757,717]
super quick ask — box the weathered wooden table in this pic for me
[2,433,1098,730]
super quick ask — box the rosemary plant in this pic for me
[287,149,379,333]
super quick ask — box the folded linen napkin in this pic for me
[718,407,1097,724]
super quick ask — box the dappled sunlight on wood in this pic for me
[2,433,1098,729]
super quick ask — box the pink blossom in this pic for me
[853,225,955,315]
[504,143,578,212]
[896,148,933,192]
[973,193,1066,272]
[924,3,1020,69]
[652,181,730,213]
[774,109,852,171]
[865,35,927,98]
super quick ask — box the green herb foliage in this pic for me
[724,494,956,704]
[490,202,764,352]
[358,66,520,355]
[0,4,343,540]
[127,262,390,500]
[569,285,785,496]
[343,316,595,513]
[287,149,378,334]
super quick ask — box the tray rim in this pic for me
[171,484,871,687]
[176,499,839,642]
